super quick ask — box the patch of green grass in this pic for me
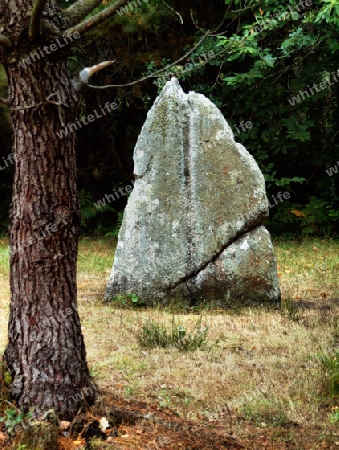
[0,239,9,277]
[281,297,301,322]
[124,382,140,398]
[320,351,339,398]
[240,396,290,427]
[274,237,339,299]
[77,237,116,274]
[330,407,339,423]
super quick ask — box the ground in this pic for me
[0,237,339,449]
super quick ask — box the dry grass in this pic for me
[1,236,339,447]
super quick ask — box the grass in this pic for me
[136,315,209,351]
[1,236,339,447]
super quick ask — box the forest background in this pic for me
[1,0,338,238]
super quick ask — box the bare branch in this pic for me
[86,32,212,89]
[10,102,42,111]
[63,0,129,38]
[0,34,12,48]
[0,97,10,106]
[29,0,48,41]
[9,100,67,111]
[9,93,69,119]
[73,60,115,91]
[64,0,103,28]
[231,1,258,13]
[190,0,233,36]
[161,0,183,24]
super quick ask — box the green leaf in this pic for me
[262,54,277,67]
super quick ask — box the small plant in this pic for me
[136,315,208,351]
[240,397,290,427]
[113,293,140,308]
[0,407,31,435]
[78,189,116,228]
[320,351,339,397]
[130,293,139,304]
[330,406,339,423]
[280,297,300,322]
[124,382,140,398]
[105,211,124,239]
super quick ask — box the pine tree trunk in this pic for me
[1,1,97,421]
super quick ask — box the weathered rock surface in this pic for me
[105,78,280,305]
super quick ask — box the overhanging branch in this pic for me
[63,0,129,38]
[0,35,12,48]
[64,0,103,28]
[29,0,48,41]
[88,48,226,89]
[86,31,213,89]
[73,60,115,91]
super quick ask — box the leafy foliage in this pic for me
[267,196,339,236]
[1,1,339,237]
[79,189,116,228]
[105,210,124,239]
[0,407,31,435]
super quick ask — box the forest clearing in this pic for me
[1,237,339,449]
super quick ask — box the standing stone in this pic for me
[105,78,280,306]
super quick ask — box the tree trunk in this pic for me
[1,6,97,421]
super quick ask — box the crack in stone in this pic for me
[183,97,194,278]
[166,213,267,292]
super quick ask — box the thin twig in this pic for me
[10,102,49,111]
[9,92,69,113]
[161,0,183,24]
[231,0,258,13]
[87,31,211,89]
[190,1,232,36]
[212,61,224,89]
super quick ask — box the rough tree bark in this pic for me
[0,0,129,426]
